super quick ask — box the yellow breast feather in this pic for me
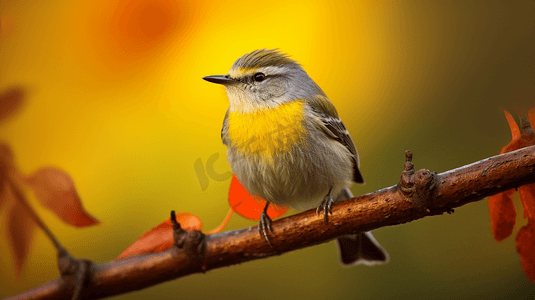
[228,100,307,157]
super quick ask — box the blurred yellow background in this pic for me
[1,0,534,299]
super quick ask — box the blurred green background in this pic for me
[1,0,534,299]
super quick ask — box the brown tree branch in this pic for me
[7,146,535,300]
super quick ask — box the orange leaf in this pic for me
[519,184,535,220]
[228,174,289,221]
[503,109,521,142]
[114,213,202,261]
[500,109,522,154]
[516,220,535,284]
[488,189,516,241]
[7,201,37,276]
[0,87,25,121]
[24,167,99,227]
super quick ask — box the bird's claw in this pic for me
[259,211,273,246]
[317,190,334,224]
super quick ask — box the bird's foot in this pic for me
[316,188,334,224]
[259,210,273,246]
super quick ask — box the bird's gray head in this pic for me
[203,49,325,112]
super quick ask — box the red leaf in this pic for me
[500,109,522,154]
[516,220,535,284]
[114,213,202,261]
[492,107,535,284]
[228,174,289,221]
[488,189,516,241]
[0,87,25,121]
[24,167,99,227]
[7,201,37,276]
[519,184,535,220]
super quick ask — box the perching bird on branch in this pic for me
[204,49,388,266]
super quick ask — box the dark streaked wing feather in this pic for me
[319,114,364,183]
[308,96,364,184]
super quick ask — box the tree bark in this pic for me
[7,146,535,300]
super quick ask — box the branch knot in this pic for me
[398,151,439,208]
[57,249,92,300]
[170,211,206,269]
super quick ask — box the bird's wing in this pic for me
[308,95,364,183]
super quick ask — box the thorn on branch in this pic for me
[170,210,206,270]
[170,210,185,247]
[399,150,416,195]
[397,150,439,209]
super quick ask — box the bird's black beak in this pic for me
[203,75,234,85]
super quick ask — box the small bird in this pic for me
[203,49,388,266]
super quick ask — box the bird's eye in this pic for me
[253,72,266,82]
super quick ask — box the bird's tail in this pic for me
[335,188,389,267]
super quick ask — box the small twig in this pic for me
[9,176,93,300]
[8,181,64,251]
